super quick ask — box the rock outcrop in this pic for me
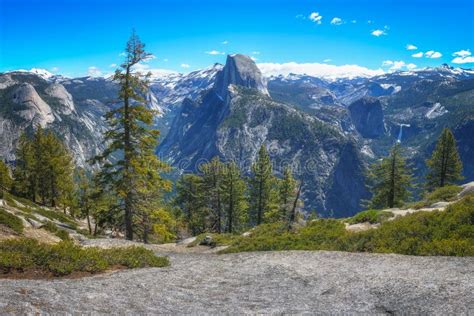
[12,83,54,127]
[214,54,269,99]
[45,83,75,115]
[348,96,385,138]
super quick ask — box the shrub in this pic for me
[0,239,170,277]
[0,208,24,234]
[42,221,71,241]
[347,210,394,224]
[222,195,474,256]
[425,185,462,203]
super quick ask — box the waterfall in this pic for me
[397,123,410,143]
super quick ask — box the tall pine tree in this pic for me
[249,145,278,225]
[95,31,170,240]
[200,157,225,233]
[426,128,463,190]
[222,162,248,233]
[175,174,207,235]
[368,144,413,209]
[279,166,297,221]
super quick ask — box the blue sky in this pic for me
[1,0,473,77]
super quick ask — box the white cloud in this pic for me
[206,50,225,55]
[406,44,417,50]
[181,64,190,68]
[452,56,474,64]
[257,62,384,80]
[411,52,423,58]
[425,50,442,58]
[453,49,471,58]
[295,14,305,20]
[330,17,343,25]
[87,66,102,77]
[221,40,229,45]
[309,12,322,24]
[131,63,177,78]
[251,51,260,55]
[251,56,258,61]
[452,50,474,64]
[109,63,117,68]
[371,29,387,37]
[51,67,59,72]
[323,59,332,63]
[382,60,416,71]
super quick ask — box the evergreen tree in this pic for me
[0,160,12,199]
[249,145,278,225]
[279,166,297,221]
[368,144,413,209]
[12,133,36,201]
[200,157,225,233]
[12,129,74,207]
[222,162,248,233]
[175,174,207,235]
[94,31,170,240]
[426,128,463,189]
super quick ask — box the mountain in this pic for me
[0,66,220,166]
[1,62,473,216]
[159,54,369,216]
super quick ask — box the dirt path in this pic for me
[1,250,472,314]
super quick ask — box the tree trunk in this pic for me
[86,210,92,235]
[388,150,396,208]
[288,182,302,230]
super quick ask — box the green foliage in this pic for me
[222,196,474,256]
[221,162,248,233]
[94,31,171,241]
[174,174,208,235]
[249,145,279,225]
[406,185,462,209]
[0,239,169,276]
[0,208,24,234]
[426,128,463,189]
[12,129,74,208]
[0,160,12,199]
[41,221,71,241]
[367,144,414,209]
[346,210,394,224]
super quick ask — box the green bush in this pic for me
[42,221,71,241]
[0,208,24,234]
[0,239,169,276]
[425,185,462,203]
[222,196,474,256]
[347,210,394,224]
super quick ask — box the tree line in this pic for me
[174,146,301,236]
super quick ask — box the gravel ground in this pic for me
[1,250,473,314]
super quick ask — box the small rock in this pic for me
[429,201,450,209]
[26,218,42,229]
[199,235,216,247]
[178,236,197,245]
[241,231,251,237]
[459,182,474,197]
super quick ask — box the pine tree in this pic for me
[0,160,12,199]
[368,144,413,209]
[200,157,225,233]
[249,145,278,226]
[175,174,207,235]
[13,133,37,201]
[95,31,170,240]
[222,162,248,233]
[279,166,297,221]
[426,128,463,190]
